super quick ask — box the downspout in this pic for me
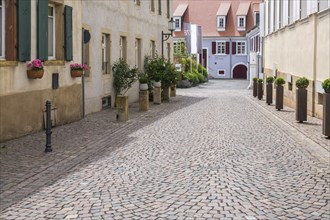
[312,13,317,117]
[230,37,232,78]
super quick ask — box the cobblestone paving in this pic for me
[1,80,329,219]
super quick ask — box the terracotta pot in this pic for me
[27,69,44,79]
[71,70,83,77]
[323,93,330,138]
[266,83,273,105]
[275,85,284,110]
[296,88,308,123]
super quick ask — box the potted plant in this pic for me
[295,77,309,123]
[322,78,330,138]
[266,76,274,105]
[70,63,89,77]
[257,78,263,100]
[162,61,178,102]
[253,77,258,97]
[27,59,44,79]
[144,55,163,104]
[274,77,285,110]
[112,58,138,121]
[138,72,148,91]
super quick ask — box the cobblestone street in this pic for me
[1,80,329,219]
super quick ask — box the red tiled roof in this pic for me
[173,3,188,17]
[217,2,231,16]
[236,2,251,15]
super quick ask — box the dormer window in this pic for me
[174,17,181,31]
[237,16,246,31]
[217,16,226,31]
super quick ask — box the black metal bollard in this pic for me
[45,101,52,152]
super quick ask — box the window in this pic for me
[158,0,161,15]
[150,40,156,57]
[135,38,142,69]
[300,0,307,18]
[134,0,140,6]
[174,41,185,55]
[217,16,226,31]
[218,70,225,75]
[319,0,330,11]
[254,12,260,26]
[174,17,181,31]
[237,16,246,31]
[0,0,4,59]
[102,96,111,109]
[216,41,226,54]
[289,0,294,24]
[102,33,110,74]
[120,36,127,61]
[48,4,55,59]
[151,0,155,12]
[236,41,246,55]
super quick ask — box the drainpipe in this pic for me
[230,37,232,78]
[312,13,317,117]
[82,28,85,118]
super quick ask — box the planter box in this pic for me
[27,70,44,79]
[253,81,257,97]
[71,70,83,77]
[257,82,263,100]
[266,83,273,105]
[153,87,161,104]
[275,85,284,110]
[295,88,307,123]
[116,95,128,121]
[163,86,170,102]
[139,90,149,111]
[323,93,330,138]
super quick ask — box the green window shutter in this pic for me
[65,5,73,61]
[17,0,31,61]
[37,0,48,61]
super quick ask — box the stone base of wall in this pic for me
[264,68,323,119]
[0,84,82,142]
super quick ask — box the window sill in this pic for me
[235,54,247,56]
[237,28,246,31]
[0,60,19,67]
[215,54,227,56]
[44,60,65,66]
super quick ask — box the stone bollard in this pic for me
[163,86,170,102]
[170,85,176,97]
[153,87,161,105]
[139,90,149,111]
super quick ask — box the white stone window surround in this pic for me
[237,15,246,31]
[236,41,246,55]
[174,16,181,31]
[216,41,226,55]
[217,16,226,31]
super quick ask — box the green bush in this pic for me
[274,77,286,85]
[112,58,138,96]
[257,78,263,83]
[138,72,148,83]
[184,72,199,85]
[266,76,274,83]
[295,77,309,89]
[253,77,258,82]
[322,78,330,93]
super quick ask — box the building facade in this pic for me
[0,0,82,142]
[173,0,260,79]
[82,0,173,114]
[263,0,330,119]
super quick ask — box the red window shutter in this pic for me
[232,42,236,55]
[5,0,17,60]
[212,42,216,54]
[226,42,230,54]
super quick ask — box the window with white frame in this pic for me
[237,16,246,31]
[236,41,246,55]
[102,33,110,74]
[0,0,4,59]
[216,41,226,54]
[174,17,181,31]
[217,16,226,31]
[48,4,55,59]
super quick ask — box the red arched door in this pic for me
[233,64,247,79]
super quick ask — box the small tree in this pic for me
[112,58,138,96]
